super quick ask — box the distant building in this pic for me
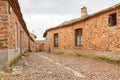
[35,40,45,52]
[43,3,120,54]
[0,0,31,68]
[30,33,37,41]
[29,33,36,52]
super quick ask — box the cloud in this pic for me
[19,0,120,15]
[19,0,81,14]
[24,14,78,40]
[18,0,120,40]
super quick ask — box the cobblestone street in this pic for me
[0,52,120,80]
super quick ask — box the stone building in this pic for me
[30,33,36,41]
[35,40,45,52]
[43,3,120,54]
[29,33,36,52]
[28,36,34,52]
[0,0,31,68]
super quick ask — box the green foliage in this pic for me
[53,51,79,56]
[65,52,80,56]
[52,51,120,65]
[78,53,120,65]
[97,56,120,65]
[9,55,21,67]
[53,51,65,55]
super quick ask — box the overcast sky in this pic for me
[18,0,120,40]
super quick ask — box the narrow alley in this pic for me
[0,52,120,80]
[1,0,120,80]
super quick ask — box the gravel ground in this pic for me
[40,52,120,80]
[0,52,120,80]
[0,53,81,80]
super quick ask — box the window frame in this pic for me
[108,13,117,26]
[75,28,83,46]
[8,4,12,14]
[54,33,58,47]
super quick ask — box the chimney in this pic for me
[81,6,88,18]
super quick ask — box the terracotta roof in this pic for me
[8,0,30,36]
[43,3,120,37]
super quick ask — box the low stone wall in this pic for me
[0,50,8,69]
[0,49,21,69]
[8,49,20,62]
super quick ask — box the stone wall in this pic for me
[0,0,8,50]
[35,42,45,52]
[44,32,51,52]
[0,0,9,68]
[7,2,29,53]
[84,8,120,53]
[29,38,34,52]
[45,7,120,54]
[0,0,29,68]
[22,31,29,52]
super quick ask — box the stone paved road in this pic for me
[0,52,120,80]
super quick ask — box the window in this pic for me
[108,13,117,26]
[54,33,58,47]
[75,29,82,46]
[8,4,12,14]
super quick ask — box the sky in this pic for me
[18,0,120,40]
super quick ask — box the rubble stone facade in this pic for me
[44,3,120,54]
[35,40,45,52]
[29,33,36,52]
[0,0,30,68]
